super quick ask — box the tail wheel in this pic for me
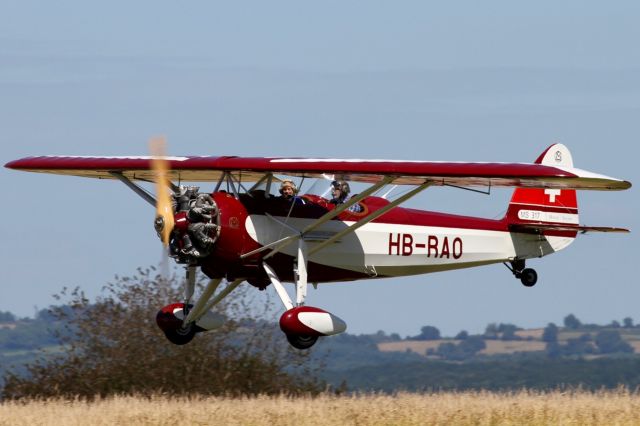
[286,333,318,350]
[520,268,538,287]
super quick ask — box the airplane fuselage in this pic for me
[201,192,572,285]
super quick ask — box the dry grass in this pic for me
[378,339,545,355]
[515,328,544,339]
[2,389,640,425]
[479,340,546,355]
[378,340,443,354]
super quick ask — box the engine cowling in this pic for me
[210,192,259,261]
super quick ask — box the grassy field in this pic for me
[1,389,639,425]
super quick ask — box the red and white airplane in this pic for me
[5,143,631,349]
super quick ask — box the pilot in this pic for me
[278,179,305,206]
[329,180,350,204]
[279,180,298,200]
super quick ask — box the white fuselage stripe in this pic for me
[245,215,573,278]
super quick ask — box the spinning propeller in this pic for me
[150,137,175,246]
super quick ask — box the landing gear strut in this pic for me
[504,260,538,287]
[156,265,243,345]
[263,243,347,350]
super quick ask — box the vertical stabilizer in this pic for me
[506,144,579,252]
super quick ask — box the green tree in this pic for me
[0,311,15,322]
[455,330,469,340]
[564,334,596,355]
[594,330,634,354]
[2,268,321,399]
[458,336,486,354]
[542,323,558,343]
[623,317,634,328]
[499,324,521,341]
[564,314,582,330]
[484,323,499,340]
[434,336,486,361]
[545,341,561,359]
[414,325,441,341]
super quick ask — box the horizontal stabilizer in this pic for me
[510,223,630,234]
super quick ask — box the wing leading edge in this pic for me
[4,155,632,191]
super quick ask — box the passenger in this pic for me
[329,180,350,204]
[329,180,363,212]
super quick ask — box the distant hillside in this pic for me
[380,327,640,359]
[0,310,66,385]
[3,309,640,392]
[322,357,640,392]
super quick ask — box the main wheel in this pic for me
[286,333,318,350]
[520,268,538,287]
[163,324,196,345]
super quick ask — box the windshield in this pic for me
[302,176,335,198]
[247,175,334,199]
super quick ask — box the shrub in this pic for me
[1,268,321,399]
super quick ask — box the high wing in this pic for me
[4,155,631,190]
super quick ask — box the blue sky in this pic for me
[1,1,638,336]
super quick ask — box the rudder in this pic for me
[506,144,579,251]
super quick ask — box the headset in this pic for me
[331,180,350,196]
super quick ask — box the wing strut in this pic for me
[248,173,274,197]
[110,172,157,207]
[308,180,434,256]
[263,262,294,310]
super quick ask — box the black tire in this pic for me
[286,334,318,350]
[520,268,538,287]
[163,324,196,345]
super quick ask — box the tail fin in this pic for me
[506,144,579,251]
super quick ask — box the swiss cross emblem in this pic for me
[544,189,561,203]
